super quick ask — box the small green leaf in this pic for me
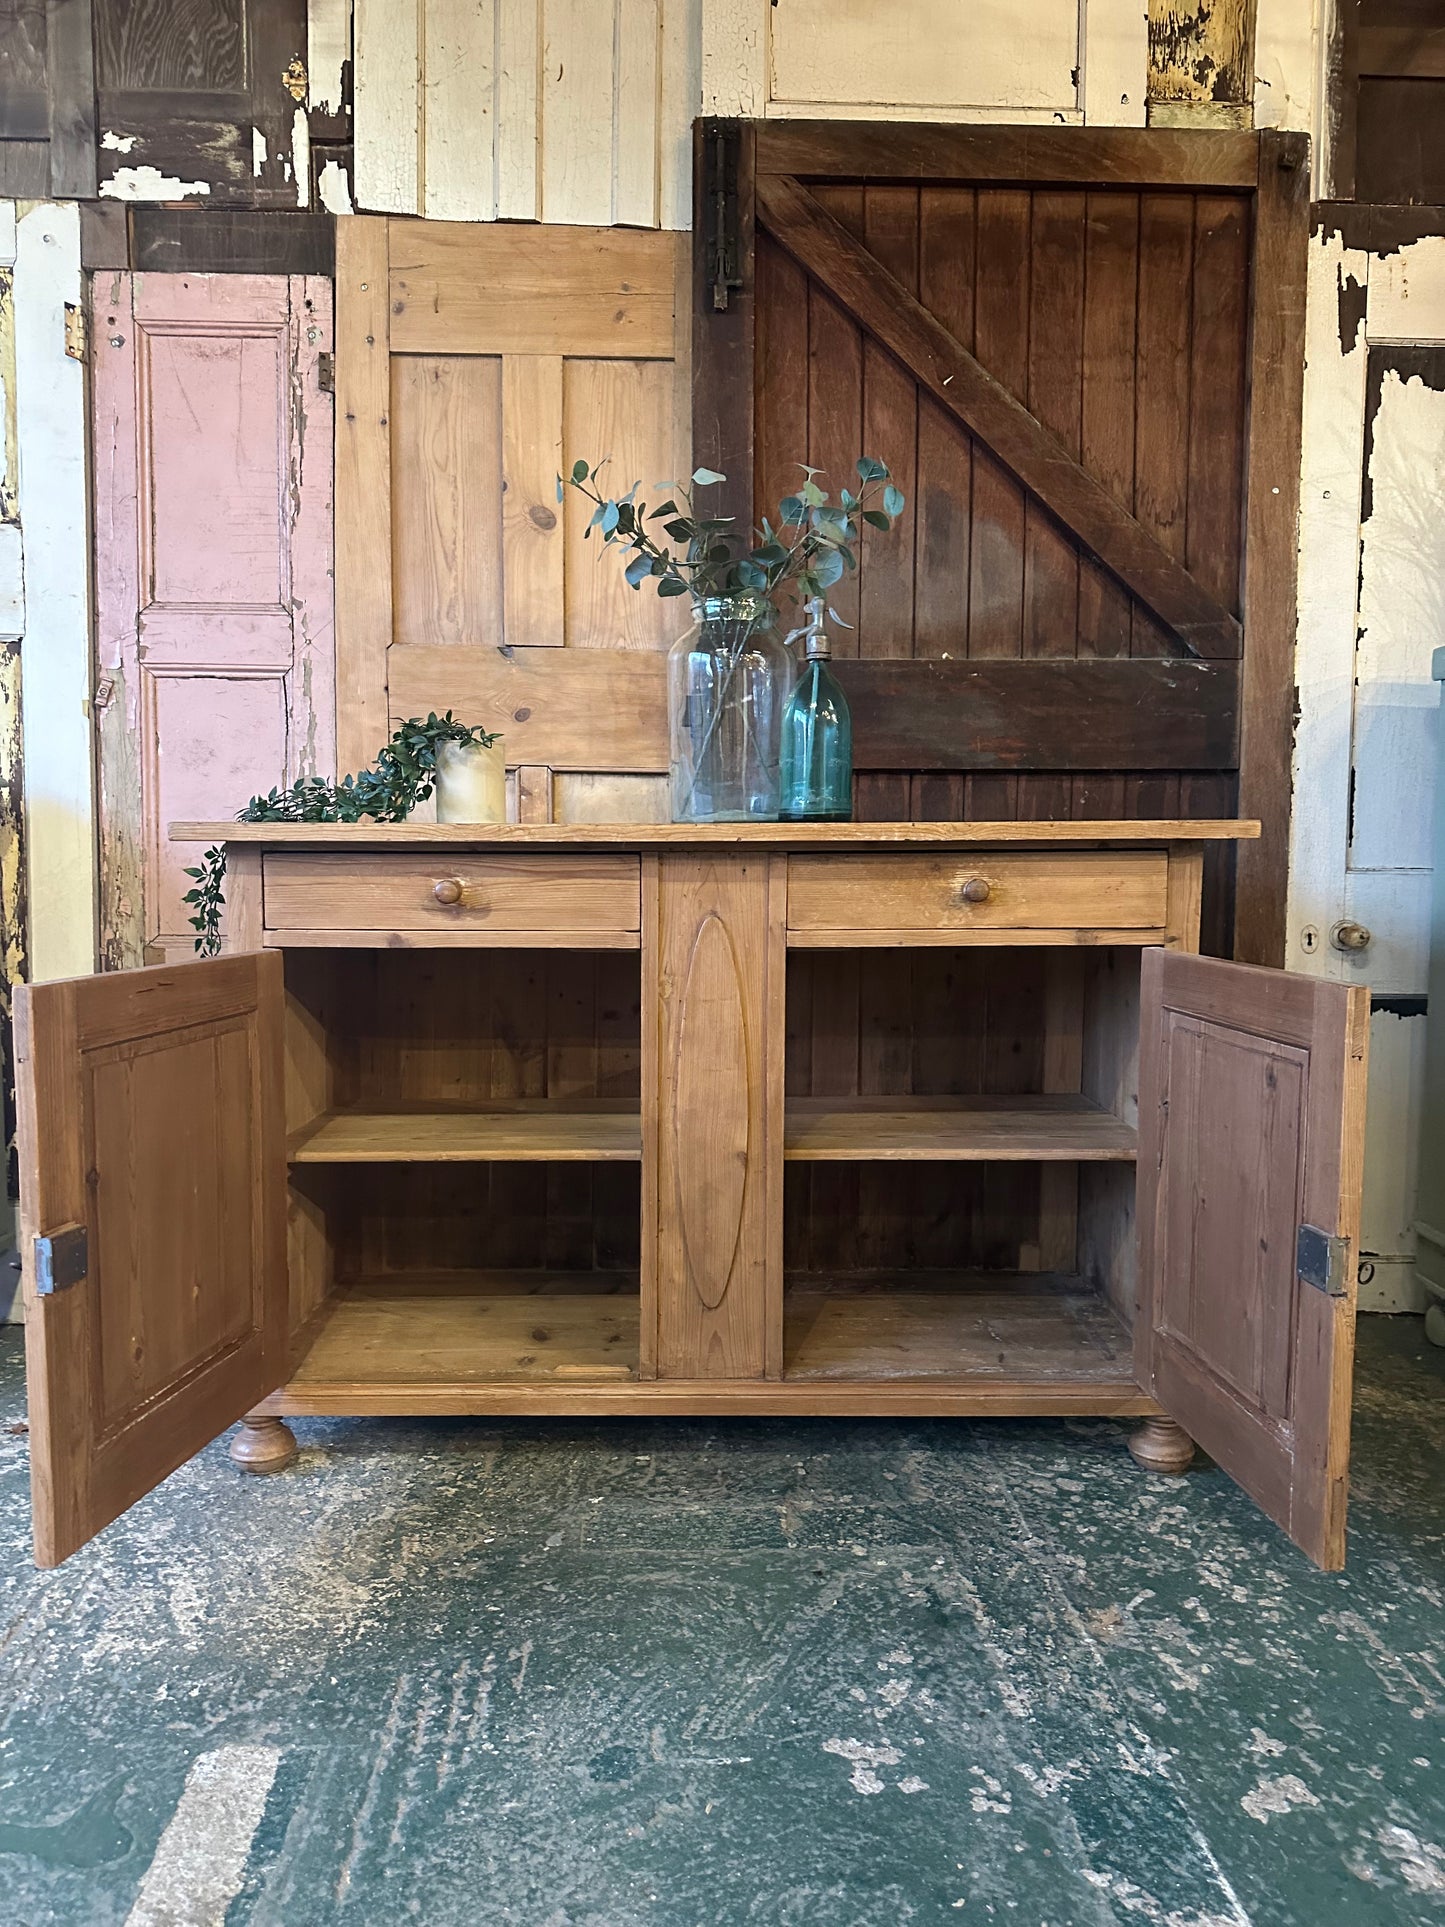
[856,456,887,482]
[779,495,806,525]
[571,458,590,483]
[883,484,905,518]
[801,478,825,508]
[657,576,689,596]
[813,548,845,588]
[601,502,620,535]
[691,466,726,486]
[625,552,653,588]
[862,508,891,530]
[651,500,678,519]
[555,474,565,503]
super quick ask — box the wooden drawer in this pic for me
[786,851,1170,942]
[263,853,642,941]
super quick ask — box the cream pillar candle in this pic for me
[434,737,506,823]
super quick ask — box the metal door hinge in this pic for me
[64,303,87,362]
[34,1225,87,1296]
[1297,1223,1349,1297]
[317,351,334,392]
[282,55,308,102]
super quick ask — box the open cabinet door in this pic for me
[15,955,287,1567]
[1136,951,1370,1569]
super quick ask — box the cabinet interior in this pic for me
[278,943,1143,1394]
[781,946,1141,1385]
[283,949,644,1385]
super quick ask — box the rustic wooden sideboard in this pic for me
[17,821,1369,1571]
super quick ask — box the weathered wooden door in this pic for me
[93,271,333,964]
[696,123,1309,966]
[92,0,310,206]
[333,215,690,822]
[1135,949,1370,1570]
[15,954,288,1567]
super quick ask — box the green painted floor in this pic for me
[0,1321,1441,1927]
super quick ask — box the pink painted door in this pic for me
[93,273,333,964]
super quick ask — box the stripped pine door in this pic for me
[93,272,333,963]
[1135,949,1370,1569]
[15,954,288,1566]
[696,123,1309,968]
[333,216,689,820]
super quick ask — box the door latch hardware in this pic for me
[317,351,334,392]
[1297,1223,1349,1297]
[63,303,87,362]
[702,119,743,313]
[33,1225,87,1296]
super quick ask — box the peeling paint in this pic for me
[1242,1772,1322,1822]
[99,168,212,202]
[292,104,311,210]
[252,127,269,178]
[1148,0,1254,106]
[1337,267,1367,355]
[318,159,354,216]
[100,130,137,153]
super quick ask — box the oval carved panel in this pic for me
[672,910,751,1311]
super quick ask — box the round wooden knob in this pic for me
[958,877,991,904]
[433,878,464,906]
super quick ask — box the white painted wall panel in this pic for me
[14,204,95,983]
[769,0,1077,112]
[349,0,698,226]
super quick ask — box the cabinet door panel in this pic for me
[1136,950,1369,1569]
[16,954,287,1566]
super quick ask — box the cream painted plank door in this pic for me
[93,272,334,964]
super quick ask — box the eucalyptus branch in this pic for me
[184,712,499,958]
[558,458,905,620]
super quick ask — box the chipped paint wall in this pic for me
[1291,219,1445,1312]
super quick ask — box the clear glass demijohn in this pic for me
[667,594,793,823]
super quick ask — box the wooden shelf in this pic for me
[784,1272,1136,1386]
[288,1102,641,1163]
[784,1096,1137,1161]
[287,1274,640,1387]
[265,1271,1153,1418]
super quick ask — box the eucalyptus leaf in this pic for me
[572,459,590,483]
[862,508,892,530]
[883,484,905,518]
[691,466,726,485]
[856,456,887,482]
[657,576,689,596]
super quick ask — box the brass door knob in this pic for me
[433,878,464,906]
[958,877,992,904]
[1330,920,1371,952]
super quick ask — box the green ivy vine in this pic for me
[184,712,499,957]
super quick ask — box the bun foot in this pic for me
[1128,1415,1195,1475]
[230,1415,298,1474]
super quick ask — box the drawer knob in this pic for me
[958,877,992,904]
[433,878,464,906]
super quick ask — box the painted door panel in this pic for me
[93,271,333,963]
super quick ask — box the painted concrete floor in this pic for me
[0,1323,1441,1927]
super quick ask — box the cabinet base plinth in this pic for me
[1127,1414,1195,1474]
[230,1416,299,1474]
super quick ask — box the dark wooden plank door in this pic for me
[93,0,308,206]
[699,123,1309,967]
[15,954,287,1566]
[1135,949,1370,1569]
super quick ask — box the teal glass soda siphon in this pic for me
[779,598,852,822]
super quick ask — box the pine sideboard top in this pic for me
[171,820,1260,849]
